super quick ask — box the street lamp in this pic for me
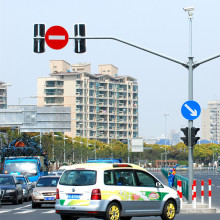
[161,152,165,168]
[109,135,115,159]
[79,123,83,163]
[213,148,217,170]
[72,140,77,163]
[54,134,68,163]
[164,113,169,169]
[18,96,37,105]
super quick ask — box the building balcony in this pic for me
[76,109,83,112]
[99,103,108,107]
[99,118,107,122]
[76,84,83,89]
[76,101,83,105]
[0,99,6,104]
[44,102,63,106]
[109,127,116,130]
[118,96,127,100]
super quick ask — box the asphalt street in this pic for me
[0,202,220,220]
[1,170,220,220]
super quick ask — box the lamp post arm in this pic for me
[68,36,188,68]
[193,54,220,68]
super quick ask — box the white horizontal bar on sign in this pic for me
[48,35,65,40]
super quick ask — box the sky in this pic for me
[1,0,220,139]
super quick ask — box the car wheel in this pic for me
[19,196,23,204]
[105,202,121,220]
[32,202,37,208]
[161,200,176,220]
[13,194,19,205]
[25,193,30,202]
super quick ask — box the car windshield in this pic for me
[36,177,59,187]
[16,177,26,185]
[5,161,37,175]
[59,170,96,186]
[0,176,14,185]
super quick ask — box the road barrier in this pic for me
[177,180,183,208]
[146,167,161,172]
[201,180,204,204]
[209,179,211,208]
[193,180,196,208]
[162,168,189,200]
[162,169,213,208]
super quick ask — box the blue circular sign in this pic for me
[181,100,201,120]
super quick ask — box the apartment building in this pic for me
[37,61,138,143]
[201,101,220,142]
[0,81,8,109]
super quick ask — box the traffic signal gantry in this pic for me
[33,9,220,203]
[181,127,200,147]
[33,24,86,53]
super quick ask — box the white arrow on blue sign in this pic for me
[181,100,201,120]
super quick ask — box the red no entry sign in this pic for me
[45,26,69,50]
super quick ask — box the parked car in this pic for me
[56,163,180,220]
[0,174,23,205]
[32,175,60,208]
[15,175,33,202]
[0,187,3,207]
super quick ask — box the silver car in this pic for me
[32,176,59,208]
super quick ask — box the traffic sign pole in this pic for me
[188,13,193,204]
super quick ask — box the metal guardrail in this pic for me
[161,168,189,200]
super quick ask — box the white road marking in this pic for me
[42,210,55,214]
[0,210,11,213]
[14,204,31,210]
[48,35,65,40]
[15,210,36,214]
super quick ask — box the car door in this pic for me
[132,170,163,215]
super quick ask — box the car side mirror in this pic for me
[156,182,163,188]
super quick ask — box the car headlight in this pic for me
[23,189,27,194]
[33,191,41,196]
[6,189,15,193]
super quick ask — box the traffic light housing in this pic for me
[181,127,188,146]
[191,127,200,146]
[74,24,86,53]
[33,24,45,53]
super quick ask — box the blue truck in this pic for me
[0,135,48,183]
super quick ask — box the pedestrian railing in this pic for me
[161,168,189,200]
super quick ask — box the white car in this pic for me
[55,163,180,220]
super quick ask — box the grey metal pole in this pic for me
[40,132,42,148]
[128,139,130,163]
[188,13,194,204]
[53,132,54,161]
[64,136,66,163]
[95,140,96,160]
[164,113,169,169]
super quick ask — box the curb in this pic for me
[180,202,217,214]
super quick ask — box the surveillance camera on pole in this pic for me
[183,6,195,18]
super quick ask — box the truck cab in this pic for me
[3,157,44,182]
